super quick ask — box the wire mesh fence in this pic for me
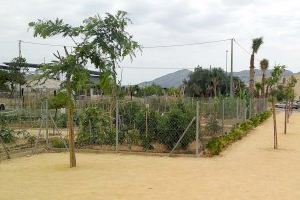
[0,96,268,160]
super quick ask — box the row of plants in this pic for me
[205,110,272,156]
[76,101,196,151]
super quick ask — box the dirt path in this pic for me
[1,111,300,200]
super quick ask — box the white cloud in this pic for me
[0,0,300,84]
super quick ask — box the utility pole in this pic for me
[18,40,22,57]
[225,50,228,75]
[230,38,234,97]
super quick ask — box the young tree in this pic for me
[267,65,285,149]
[29,11,140,167]
[7,57,28,97]
[283,76,297,134]
[249,37,263,96]
[0,70,10,91]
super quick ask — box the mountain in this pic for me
[138,69,192,88]
[233,69,294,83]
[138,68,294,88]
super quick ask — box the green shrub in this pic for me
[157,105,195,150]
[206,110,271,156]
[77,106,111,146]
[239,120,254,132]
[206,137,223,155]
[124,129,139,150]
[0,128,16,143]
[120,101,143,130]
[140,134,154,150]
[250,115,261,126]
[205,115,222,136]
[51,137,68,148]
[56,113,79,128]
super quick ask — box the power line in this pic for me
[120,66,195,70]
[20,40,74,48]
[142,38,231,49]
[20,38,231,49]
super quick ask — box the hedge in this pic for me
[205,110,272,156]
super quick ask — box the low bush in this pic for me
[206,110,271,156]
[51,137,68,148]
[157,104,195,150]
[0,128,16,143]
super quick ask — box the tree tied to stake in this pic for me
[28,11,140,167]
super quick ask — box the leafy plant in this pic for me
[51,137,68,148]
[157,105,195,150]
[124,129,139,150]
[0,128,16,143]
[204,115,222,136]
[206,110,271,156]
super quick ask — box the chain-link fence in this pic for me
[0,96,268,160]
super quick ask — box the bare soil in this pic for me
[1,111,300,200]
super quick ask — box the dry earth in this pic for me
[1,111,300,200]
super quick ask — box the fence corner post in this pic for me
[196,101,200,156]
[222,99,225,134]
[115,100,119,153]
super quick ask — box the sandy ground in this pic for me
[1,111,300,200]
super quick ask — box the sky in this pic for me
[0,0,300,85]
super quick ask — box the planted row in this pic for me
[205,110,272,156]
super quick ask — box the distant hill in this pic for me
[233,69,294,83]
[138,69,192,88]
[138,68,295,88]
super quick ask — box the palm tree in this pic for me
[249,37,264,96]
[260,58,269,97]
[255,82,262,98]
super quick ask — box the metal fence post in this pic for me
[236,98,239,121]
[244,99,247,121]
[115,100,119,152]
[45,99,49,147]
[89,119,92,144]
[222,99,225,134]
[196,101,200,156]
[249,98,252,118]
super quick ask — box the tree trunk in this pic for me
[249,54,255,96]
[272,98,278,149]
[261,71,266,97]
[284,101,288,134]
[213,84,217,98]
[66,76,76,168]
[265,85,270,98]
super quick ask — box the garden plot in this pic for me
[1,112,300,200]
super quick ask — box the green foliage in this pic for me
[29,11,140,91]
[48,91,68,109]
[0,57,28,93]
[184,66,244,97]
[77,106,111,146]
[51,137,68,148]
[124,129,139,150]
[0,128,16,143]
[252,37,264,53]
[204,115,222,136]
[55,113,79,128]
[157,104,195,150]
[0,70,10,91]
[266,65,285,101]
[119,101,143,130]
[206,110,271,156]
